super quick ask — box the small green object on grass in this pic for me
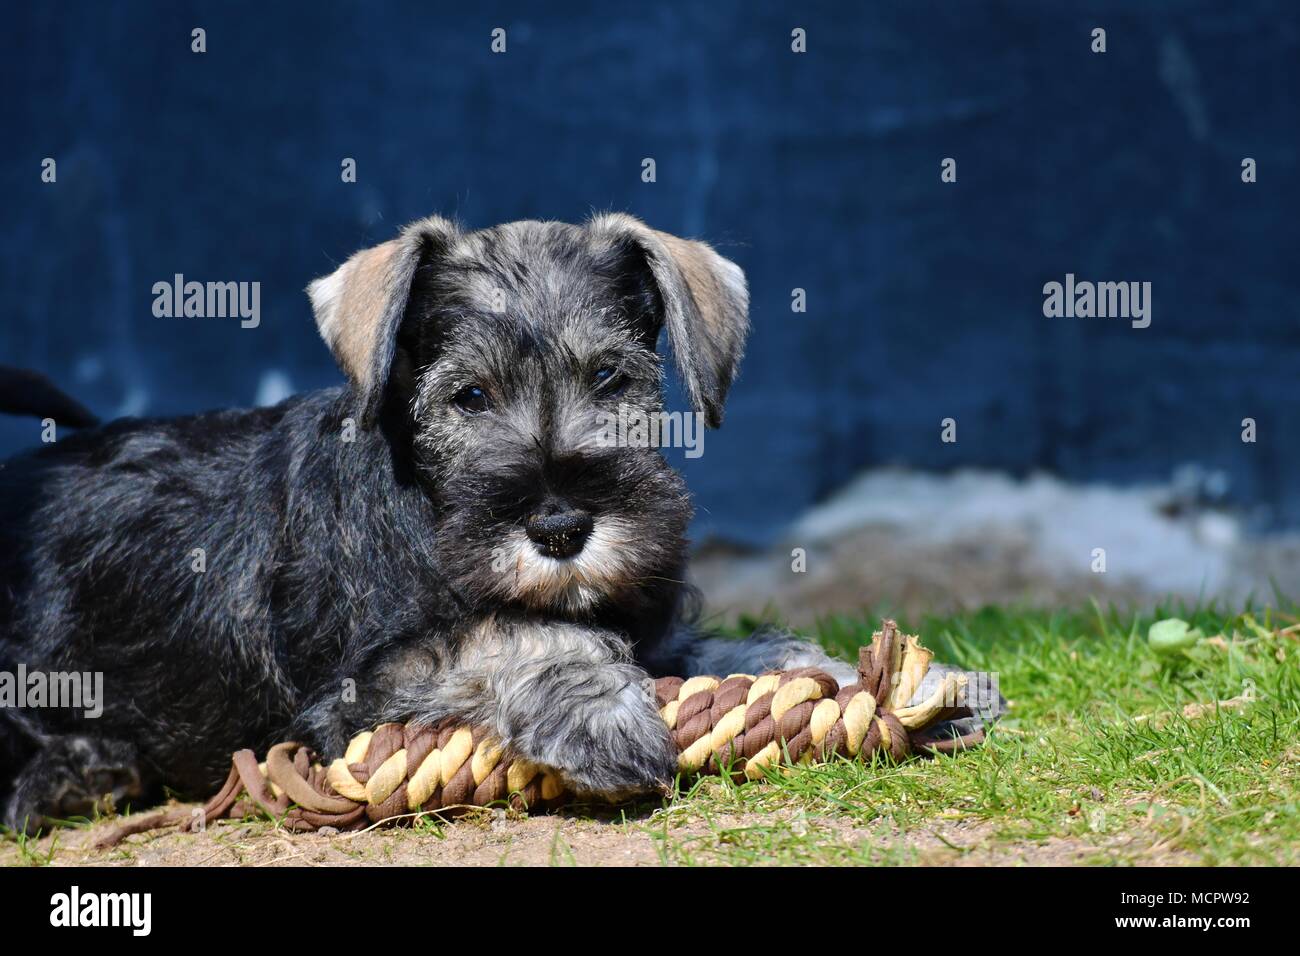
[1148,617,1204,654]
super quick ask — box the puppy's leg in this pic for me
[643,624,862,688]
[2,736,144,835]
[383,619,678,799]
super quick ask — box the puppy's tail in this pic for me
[0,366,99,428]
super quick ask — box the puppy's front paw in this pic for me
[515,676,677,799]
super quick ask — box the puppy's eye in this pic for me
[593,366,627,396]
[451,385,491,414]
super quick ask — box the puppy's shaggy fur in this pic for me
[0,214,859,832]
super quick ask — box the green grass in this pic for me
[645,602,1300,865]
[8,824,61,867]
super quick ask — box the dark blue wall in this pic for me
[3,1,1297,542]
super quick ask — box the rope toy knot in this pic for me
[656,619,972,780]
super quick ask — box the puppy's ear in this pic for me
[588,213,749,427]
[307,215,458,426]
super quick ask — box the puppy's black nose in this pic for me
[525,508,593,559]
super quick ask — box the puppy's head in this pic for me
[307,214,749,615]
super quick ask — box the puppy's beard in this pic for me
[496,517,638,612]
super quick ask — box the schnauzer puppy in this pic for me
[0,214,912,833]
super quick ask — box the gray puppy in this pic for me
[1,213,967,830]
[299,212,864,796]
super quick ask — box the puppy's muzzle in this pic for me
[525,506,594,559]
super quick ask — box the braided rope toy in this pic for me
[98,620,983,846]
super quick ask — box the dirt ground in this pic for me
[2,805,1194,868]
